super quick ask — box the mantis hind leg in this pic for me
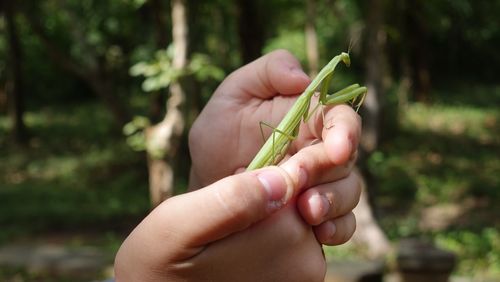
[259,121,296,164]
[259,121,295,142]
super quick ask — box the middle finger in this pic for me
[281,142,357,190]
[296,172,362,226]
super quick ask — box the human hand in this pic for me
[115,167,326,281]
[189,50,362,245]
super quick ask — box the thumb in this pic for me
[147,167,295,255]
[220,49,310,100]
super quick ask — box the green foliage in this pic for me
[436,228,500,278]
[383,0,500,82]
[264,31,307,63]
[130,44,224,92]
[123,116,150,152]
[130,46,181,92]
[127,44,225,156]
[189,53,225,82]
[261,0,364,68]
[126,0,148,9]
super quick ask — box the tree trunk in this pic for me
[305,0,319,77]
[406,0,431,102]
[148,0,169,123]
[236,0,265,64]
[362,0,384,154]
[354,0,391,259]
[147,0,188,207]
[352,168,392,259]
[0,87,6,114]
[4,0,28,143]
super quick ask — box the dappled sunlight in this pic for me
[402,103,499,145]
[370,96,500,276]
[0,103,150,252]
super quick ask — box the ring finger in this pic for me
[313,212,356,246]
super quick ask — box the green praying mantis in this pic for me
[247,52,367,170]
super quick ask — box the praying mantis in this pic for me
[247,52,367,170]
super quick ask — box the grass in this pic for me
[0,83,499,280]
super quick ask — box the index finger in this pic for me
[321,104,362,165]
[281,104,361,188]
[297,103,361,165]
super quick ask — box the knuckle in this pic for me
[214,177,264,223]
[267,49,301,71]
[329,190,343,217]
[330,172,362,217]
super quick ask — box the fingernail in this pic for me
[309,194,330,220]
[258,169,289,205]
[326,221,337,237]
[320,195,331,218]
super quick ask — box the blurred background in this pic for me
[0,0,499,281]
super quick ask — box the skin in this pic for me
[189,49,362,243]
[114,50,362,281]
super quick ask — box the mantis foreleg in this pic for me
[305,84,366,123]
[323,86,367,105]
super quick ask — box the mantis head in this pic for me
[340,52,351,67]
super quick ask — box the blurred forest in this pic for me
[0,0,499,280]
